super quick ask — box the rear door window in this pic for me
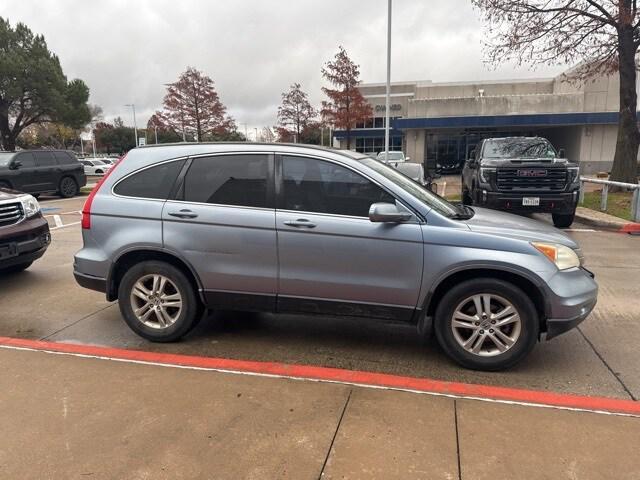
[114,160,186,199]
[54,152,76,165]
[182,154,270,208]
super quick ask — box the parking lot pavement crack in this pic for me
[317,388,352,480]
[577,326,637,401]
[39,303,116,341]
[454,400,463,480]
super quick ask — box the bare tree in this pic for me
[473,0,640,183]
[277,83,316,143]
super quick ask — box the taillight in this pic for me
[82,155,126,229]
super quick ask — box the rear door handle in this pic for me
[168,209,198,219]
[283,219,316,228]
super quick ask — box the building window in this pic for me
[354,136,404,154]
[374,117,384,128]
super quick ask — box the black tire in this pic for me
[434,278,539,371]
[461,186,473,205]
[118,261,201,342]
[58,177,78,198]
[95,169,103,175]
[0,262,32,274]
[552,212,575,228]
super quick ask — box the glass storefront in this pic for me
[355,136,403,154]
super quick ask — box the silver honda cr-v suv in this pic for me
[74,143,598,371]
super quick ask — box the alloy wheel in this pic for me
[129,274,183,329]
[450,293,522,357]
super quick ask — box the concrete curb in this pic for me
[574,207,640,233]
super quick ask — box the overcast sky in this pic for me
[2,0,568,137]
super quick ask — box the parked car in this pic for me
[376,151,408,163]
[462,137,580,228]
[392,162,426,186]
[80,159,112,175]
[0,150,86,198]
[74,143,597,371]
[0,187,50,273]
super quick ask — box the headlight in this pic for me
[532,242,580,270]
[479,167,495,183]
[19,194,40,218]
[568,166,580,183]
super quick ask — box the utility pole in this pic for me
[125,104,138,147]
[154,126,158,144]
[384,0,392,162]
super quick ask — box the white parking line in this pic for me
[50,221,81,231]
[565,228,597,232]
[53,215,63,228]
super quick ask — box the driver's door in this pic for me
[275,155,424,321]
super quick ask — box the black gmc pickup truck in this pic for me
[461,137,580,228]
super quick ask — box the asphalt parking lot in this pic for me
[1,193,639,401]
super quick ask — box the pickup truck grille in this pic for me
[0,203,24,227]
[496,168,567,191]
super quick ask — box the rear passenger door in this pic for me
[162,153,278,311]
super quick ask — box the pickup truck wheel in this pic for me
[552,212,575,228]
[118,260,200,342]
[461,186,473,205]
[0,261,33,274]
[58,177,78,198]
[434,278,539,371]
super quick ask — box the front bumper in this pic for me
[477,189,579,214]
[542,267,598,340]
[0,215,51,269]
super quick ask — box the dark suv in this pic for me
[461,137,580,228]
[0,187,50,273]
[0,150,87,198]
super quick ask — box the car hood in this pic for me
[0,187,22,200]
[463,207,579,249]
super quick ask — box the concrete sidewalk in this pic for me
[1,347,639,479]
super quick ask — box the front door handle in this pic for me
[283,218,316,228]
[168,209,198,219]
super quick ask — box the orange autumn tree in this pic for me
[321,47,372,149]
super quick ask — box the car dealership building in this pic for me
[334,66,624,174]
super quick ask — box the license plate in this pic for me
[522,197,540,206]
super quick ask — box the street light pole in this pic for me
[154,126,158,144]
[125,104,138,147]
[384,0,392,162]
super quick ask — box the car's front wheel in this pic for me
[434,278,539,371]
[552,212,575,228]
[118,261,201,342]
[58,177,78,198]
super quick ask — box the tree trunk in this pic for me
[0,105,16,151]
[610,26,639,185]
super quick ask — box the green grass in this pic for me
[581,191,634,221]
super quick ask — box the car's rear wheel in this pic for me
[434,278,539,371]
[0,262,33,274]
[552,212,575,228]
[58,177,78,198]
[95,169,103,175]
[118,261,200,342]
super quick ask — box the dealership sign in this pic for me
[375,104,402,112]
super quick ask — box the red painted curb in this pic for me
[1,336,639,416]
[621,222,640,233]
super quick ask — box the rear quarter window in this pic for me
[114,159,186,200]
[54,152,78,165]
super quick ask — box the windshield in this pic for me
[483,138,557,159]
[361,158,463,218]
[0,152,16,167]
[377,151,404,161]
[93,160,106,165]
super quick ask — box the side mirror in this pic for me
[369,202,412,223]
[558,148,566,158]
[9,160,22,170]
